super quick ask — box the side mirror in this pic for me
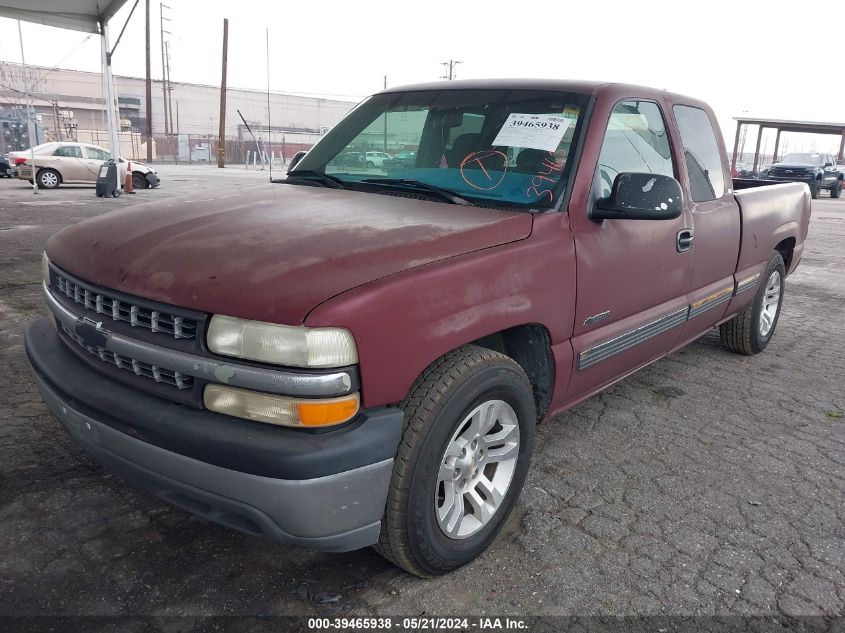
[593,172,683,221]
[287,150,307,173]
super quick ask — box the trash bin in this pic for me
[95,159,120,198]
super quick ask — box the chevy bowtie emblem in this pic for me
[75,316,109,348]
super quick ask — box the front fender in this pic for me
[304,213,576,409]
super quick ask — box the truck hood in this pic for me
[772,162,818,169]
[47,184,533,324]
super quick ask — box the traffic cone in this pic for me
[124,161,135,194]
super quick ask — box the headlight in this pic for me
[41,252,50,285]
[204,384,360,427]
[206,315,357,368]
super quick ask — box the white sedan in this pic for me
[10,142,159,190]
[363,151,393,168]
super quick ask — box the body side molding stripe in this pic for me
[688,285,734,319]
[577,307,689,370]
[735,272,761,295]
[578,269,767,372]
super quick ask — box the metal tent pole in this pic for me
[17,20,37,194]
[100,20,122,191]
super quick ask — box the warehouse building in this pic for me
[0,61,357,161]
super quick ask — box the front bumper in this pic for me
[25,319,404,551]
[766,175,816,186]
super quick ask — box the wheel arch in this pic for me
[469,324,554,420]
[131,170,148,187]
[37,167,62,184]
[774,236,796,272]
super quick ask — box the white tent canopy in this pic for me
[0,0,127,33]
[0,0,130,190]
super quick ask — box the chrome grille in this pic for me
[54,274,197,340]
[60,324,193,390]
[768,167,810,177]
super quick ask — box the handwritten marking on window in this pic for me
[527,158,562,202]
[460,150,509,191]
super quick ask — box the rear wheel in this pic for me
[36,169,60,189]
[375,345,536,577]
[720,252,785,355]
[131,172,147,190]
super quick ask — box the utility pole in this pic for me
[53,101,62,142]
[440,59,462,80]
[159,3,170,136]
[217,18,228,168]
[383,75,387,151]
[165,40,174,136]
[145,0,153,162]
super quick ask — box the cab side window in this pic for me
[595,100,674,199]
[673,105,725,202]
[53,146,83,158]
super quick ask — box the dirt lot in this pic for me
[0,166,842,623]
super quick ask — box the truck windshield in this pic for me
[780,153,824,165]
[292,89,590,209]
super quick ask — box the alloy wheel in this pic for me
[759,270,781,337]
[435,399,520,539]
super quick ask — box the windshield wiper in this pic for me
[361,178,474,206]
[280,169,345,189]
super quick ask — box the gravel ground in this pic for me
[0,166,842,624]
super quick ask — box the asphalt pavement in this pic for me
[0,166,842,625]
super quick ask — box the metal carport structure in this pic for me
[0,0,130,190]
[732,117,845,174]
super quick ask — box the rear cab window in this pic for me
[673,105,725,202]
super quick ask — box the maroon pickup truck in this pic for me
[26,80,811,577]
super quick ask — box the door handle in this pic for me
[677,229,694,252]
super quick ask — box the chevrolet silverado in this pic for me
[25,80,811,577]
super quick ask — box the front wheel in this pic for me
[830,180,842,199]
[720,252,785,355]
[131,172,147,190]
[810,181,820,199]
[375,345,536,577]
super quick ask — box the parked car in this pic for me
[26,80,811,577]
[0,152,14,177]
[363,151,392,168]
[382,150,417,173]
[766,152,842,199]
[10,142,159,190]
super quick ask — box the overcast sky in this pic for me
[0,0,842,155]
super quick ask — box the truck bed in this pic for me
[733,181,812,274]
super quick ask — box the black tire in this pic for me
[374,345,536,577]
[36,168,61,189]
[831,180,842,199]
[810,182,819,199]
[365,160,374,169]
[132,172,147,190]
[720,252,786,355]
